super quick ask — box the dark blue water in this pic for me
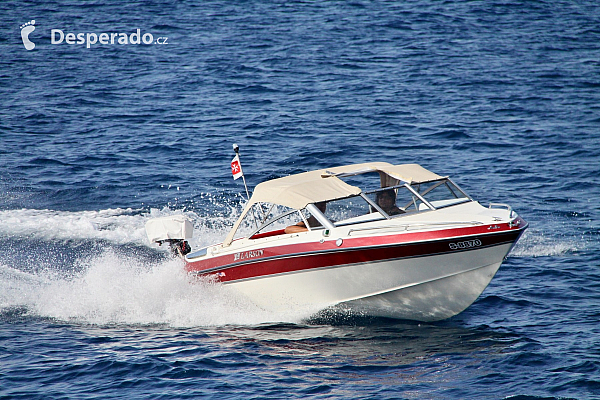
[1,1,599,398]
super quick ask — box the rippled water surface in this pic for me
[1,1,599,399]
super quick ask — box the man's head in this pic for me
[376,189,396,209]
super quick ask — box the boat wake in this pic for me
[0,208,152,246]
[0,250,310,327]
[0,206,316,326]
[0,206,239,249]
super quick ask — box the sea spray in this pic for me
[0,250,307,327]
[509,229,583,258]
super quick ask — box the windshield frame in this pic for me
[244,178,473,239]
[250,206,307,237]
[408,178,473,210]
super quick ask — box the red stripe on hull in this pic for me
[186,221,526,283]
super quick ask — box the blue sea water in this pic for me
[1,0,600,398]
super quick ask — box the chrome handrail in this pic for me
[347,221,483,235]
[489,203,515,218]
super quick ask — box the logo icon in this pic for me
[20,20,36,50]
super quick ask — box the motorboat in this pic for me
[146,162,527,321]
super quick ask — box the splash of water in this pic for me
[509,229,582,258]
[0,250,306,327]
[0,208,150,245]
[0,206,240,249]
[0,204,311,326]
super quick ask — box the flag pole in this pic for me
[232,143,263,227]
[233,143,250,201]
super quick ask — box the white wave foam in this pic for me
[0,206,301,326]
[0,251,305,327]
[509,230,581,258]
[0,208,148,244]
[0,207,235,249]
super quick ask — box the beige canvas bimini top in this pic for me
[222,162,444,246]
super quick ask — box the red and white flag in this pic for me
[231,155,244,180]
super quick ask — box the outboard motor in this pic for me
[145,215,193,257]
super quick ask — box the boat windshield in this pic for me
[240,178,471,240]
[321,195,385,227]
[246,195,385,237]
[242,203,300,239]
[410,179,471,210]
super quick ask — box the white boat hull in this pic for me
[225,242,511,321]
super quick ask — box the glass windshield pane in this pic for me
[412,180,469,209]
[366,186,423,216]
[318,195,385,226]
[324,196,369,222]
[249,204,299,237]
[234,203,263,239]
